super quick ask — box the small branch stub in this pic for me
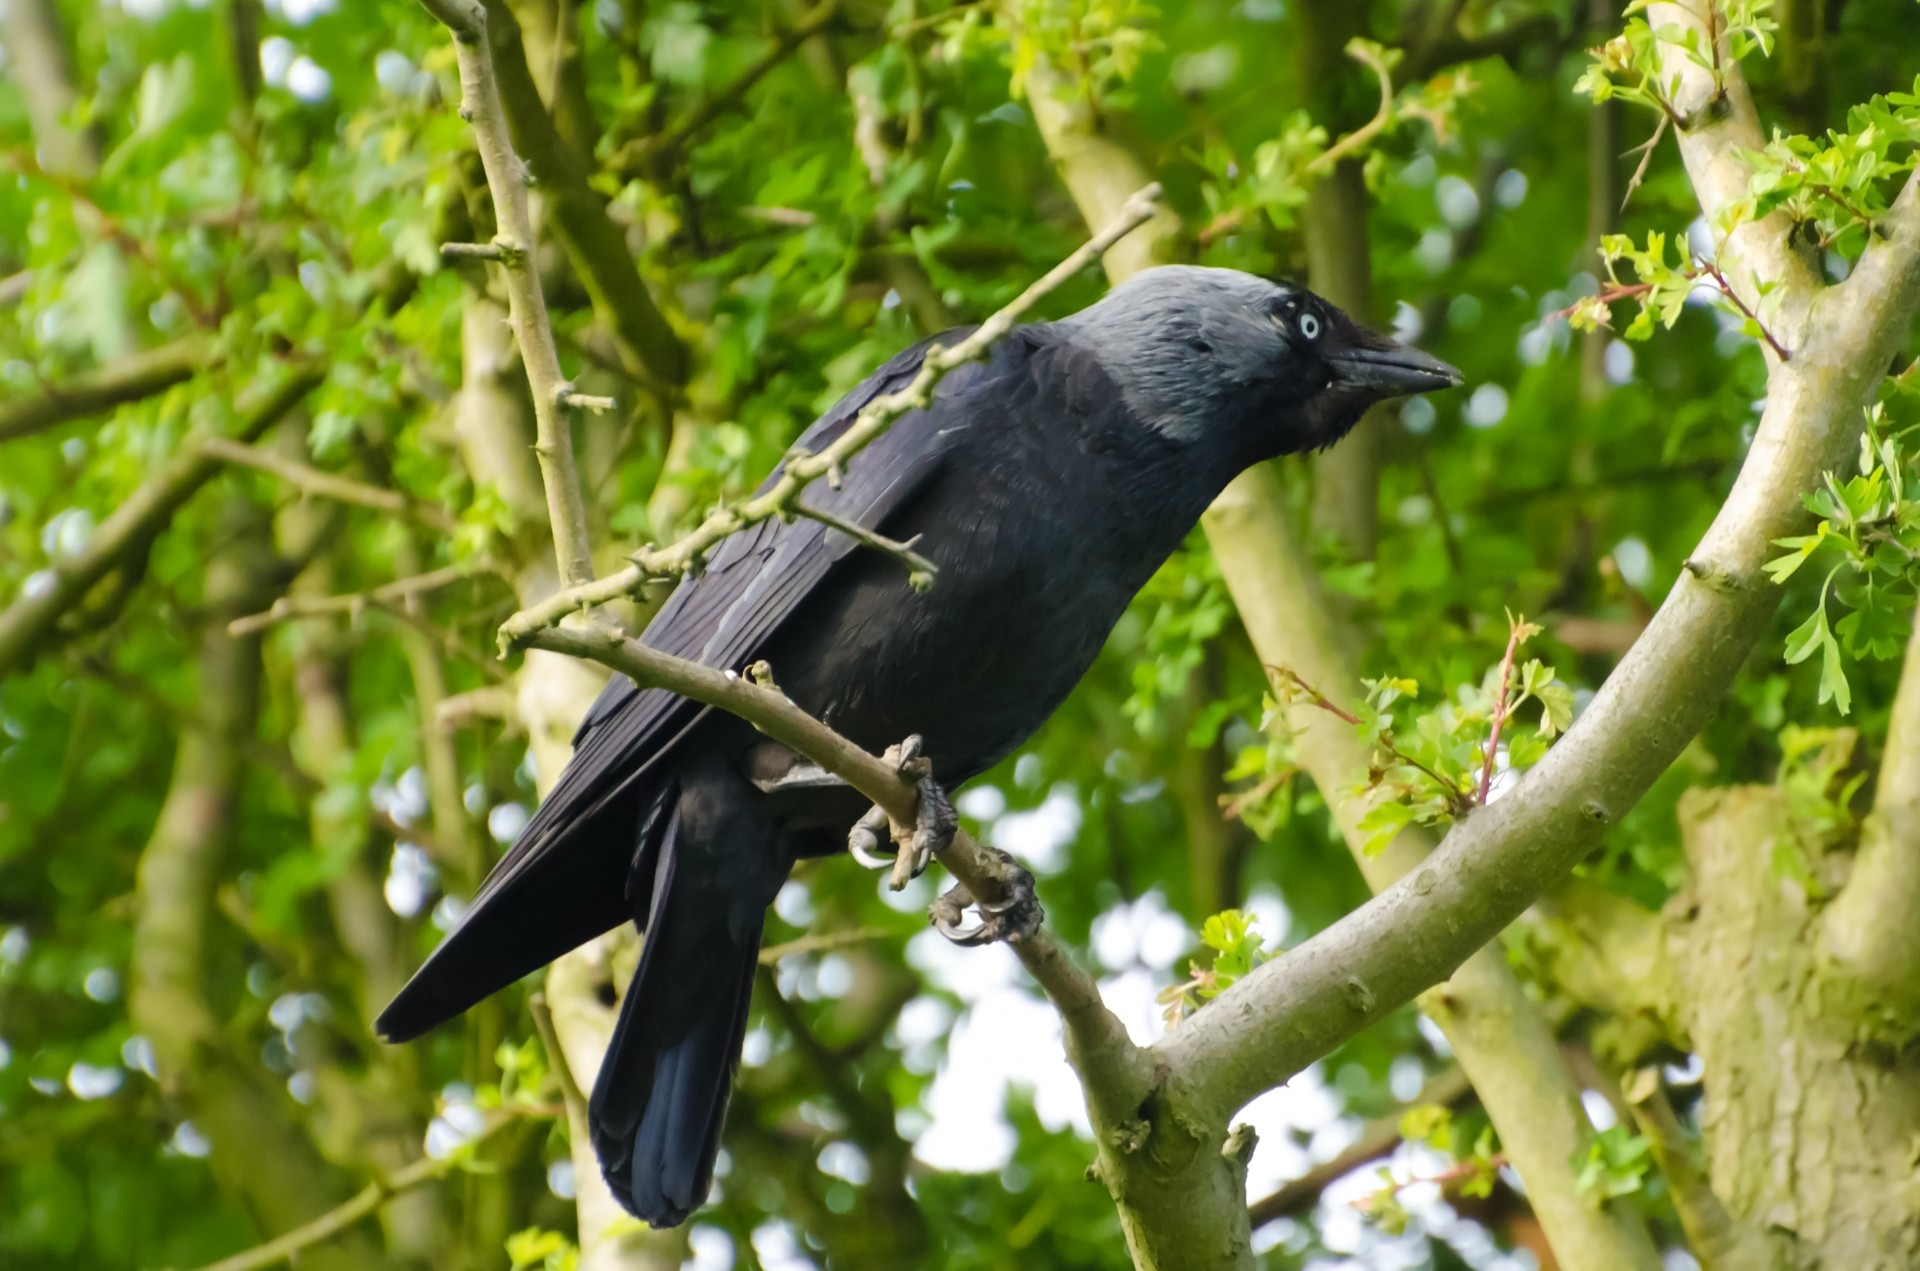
[556,385,617,413]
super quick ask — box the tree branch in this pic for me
[203,437,461,532]
[494,183,1164,650]
[1018,33,1661,1270]
[1646,0,1822,327]
[227,562,495,637]
[1622,1078,1778,1271]
[3,0,98,178]
[180,1118,513,1271]
[1821,601,1920,1023]
[0,366,325,678]
[521,622,1134,1087]
[0,337,211,442]
[134,500,377,1271]
[419,0,596,589]
[1398,14,1562,81]
[475,0,687,390]
[1156,161,1920,1137]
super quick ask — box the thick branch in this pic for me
[1647,1,1821,325]
[1021,39,1659,1270]
[3,0,98,178]
[1822,607,1920,1019]
[1399,14,1561,81]
[0,337,210,442]
[1201,466,1662,1271]
[0,366,324,678]
[204,437,461,532]
[1158,169,1920,1125]
[1624,1081,1778,1271]
[133,501,376,1271]
[420,0,596,588]
[478,0,687,389]
[495,184,1163,649]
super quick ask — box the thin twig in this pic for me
[1197,41,1396,245]
[0,337,212,442]
[0,367,325,677]
[1308,42,1396,176]
[1265,664,1463,802]
[180,1119,510,1271]
[496,183,1165,651]
[528,992,589,1134]
[892,0,986,37]
[1249,1066,1474,1227]
[419,0,596,589]
[1476,618,1526,806]
[0,268,33,307]
[1355,1153,1507,1212]
[1695,257,1791,361]
[1219,769,1291,822]
[435,686,521,731]
[1620,114,1669,211]
[228,562,494,636]
[791,500,938,590]
[1548,254,1790,361]
[758,926,899,964]
[202,437,462,531]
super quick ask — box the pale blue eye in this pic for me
[1300,313,1321,340]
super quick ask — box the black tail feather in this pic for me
[588,807,763,1227]
[376,783,677,1044]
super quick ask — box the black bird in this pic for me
[376,265,1460,1226]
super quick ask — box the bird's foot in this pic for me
[844,735,957,885]
[930,848,1042,947]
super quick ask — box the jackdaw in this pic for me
[376,264,1461,1225]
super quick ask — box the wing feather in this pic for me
[388,329,990,1019]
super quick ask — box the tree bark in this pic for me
[1298,0,1383,560]
[130,497,385,1271]
[1669,786,1920,1269]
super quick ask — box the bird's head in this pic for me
[1063,265,1462,463]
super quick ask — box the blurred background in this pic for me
[2,0,1918,1268]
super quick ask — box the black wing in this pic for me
[377,329,986,1039]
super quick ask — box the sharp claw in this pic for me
[928,854,1042,947]
[847,805,893,870]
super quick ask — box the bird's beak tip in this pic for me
[1329,343,1463,396]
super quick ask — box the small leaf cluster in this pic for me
[1767,403,1920,715]
[1574,231,1785,351]
[1196,41,1475,238]
[1008,0,1164,109]
[1575,0,1777,119]
[1267,618,1574,858]
[506,1227,579,1271]
[1356,1105,1500,1236]
[1737,84,1920,253]
[1568,231,1698,339]
[1157,909,1273,1025]
[1572,1124,1654,1200]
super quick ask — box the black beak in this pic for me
[1327,341,1463,397]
